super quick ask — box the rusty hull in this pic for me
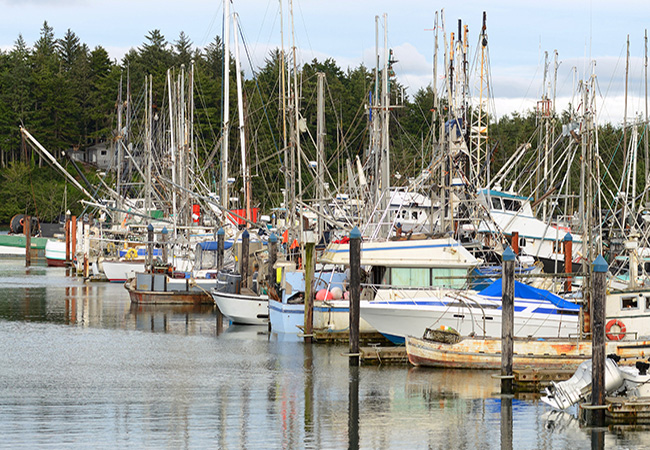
[125,279,214,306]
[406,336,650,370]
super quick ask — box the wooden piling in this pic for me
[241,229,250,289]
[501,246,515,394]
[65,217,71,265]
[217,227,225,271]
[511,231,519,255]
[303,241,315,344]
[268,233,278,289]
[349,226,361,366]
[70,216,77,266]
[25,215,31,267]
[590,255,608,427]
[564,233,573,292]
[161,227,169,265]
[147,224,154,272]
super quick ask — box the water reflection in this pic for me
[501,395,513,450]
[348,364,359,450]
[4,260,650,448]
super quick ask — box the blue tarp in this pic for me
[197,240,233,251]
[478,279,580,311]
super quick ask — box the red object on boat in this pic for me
[315,289,333,301]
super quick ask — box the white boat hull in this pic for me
[103,260,145,283]
[360,288,579,344]
[213,291,269,325]
[313,300,375,333]
[269,299,304,334]
[45,240,66,266]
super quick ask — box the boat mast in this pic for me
[167,68,178,239]
[470,11,489,188]
[380,13,390,235]
[280,0,289,225]
[221,0,231,222]
[642,30,650,215]
[145,74,152,216]
[116,74,124,214]
[233,13,250,224]
[622,36,630,231]
[317,72,325,238]
[429,11,439,235]
[290,0,300,246]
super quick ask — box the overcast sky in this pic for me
[1,0,649,123]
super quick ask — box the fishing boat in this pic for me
[476,189,584,273]
[45,239,66,266]
[314,235,481,338]
[268,265,309,334]
[406,335,650,370]
[213,288,269,325]
[360,278,580,344]
[124,241,224,305]
[125,272,215,305]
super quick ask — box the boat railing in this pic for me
[448,291,487,338]
[362,282,453,303]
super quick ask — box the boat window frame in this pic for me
[621,295,640,311]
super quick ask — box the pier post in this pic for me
[147,224,154,273]
[70,216,77,267]
[241,229,250,289]
[217,228,225,271]
[83,217,89,278]
[268,233,278,290]
[590,255,608,427]
[303,238,316,344]
[349,226,361,366]
[501,246,515,394]
[511,231,519,255]
[65,210,71,265]
[161,227,168,266]
[25,215,31,267]
[564,233,573,292]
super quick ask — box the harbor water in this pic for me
[0,260,649,449]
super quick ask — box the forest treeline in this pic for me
[0,22,631,224]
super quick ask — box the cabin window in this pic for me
[391,268,430,288]
[502,199,521,212]
[432,268,467,289]
[491,197,502,210]
[401,210,407,219]
[412,211,418,220]
[645,296,650,311]
[621,296,639,310]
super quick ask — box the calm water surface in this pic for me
[0,260,648,449]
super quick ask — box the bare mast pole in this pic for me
[145,75,152,215]
[643,30,650,214]
[317,72,325,239]
[233,13,250,224]
[221,0,231,222]
[280,0,289,223]
[380,13,390,236]
[167,69,178,239]
[622,35,630,230]
[429,11,439,235]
